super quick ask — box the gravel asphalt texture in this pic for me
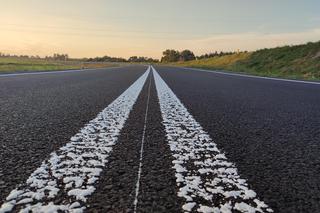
[1,65,320,213]
[155,66,320,213]
[0,66,146,205]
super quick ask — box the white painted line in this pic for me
[133,66,152,213]
[178,66,320,85]
[152,66,273,213]
[0,66,124,77]
[0,68,150,213]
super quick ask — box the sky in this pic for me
[0,0,320,59]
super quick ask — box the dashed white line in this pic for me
[133,66,152,213]
[152,66,273,213]
[0,68,150,213]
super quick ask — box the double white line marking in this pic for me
[0,68,150,213]
[1,66,272,213]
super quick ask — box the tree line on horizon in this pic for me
[161,49,195,62]
[0,52,159,63]
[0,53,69,61]
[160,49,244,62]
[0,49,245,63]
[86,55,159,63]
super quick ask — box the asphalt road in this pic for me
[155,66,320,213]
[0,66,146,205]
[0,65,319,213]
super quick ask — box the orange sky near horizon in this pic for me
[1,0,319,59]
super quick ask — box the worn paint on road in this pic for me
[153,67,272,213]
[0,68,150,213]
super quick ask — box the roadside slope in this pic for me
[174,41,320,80]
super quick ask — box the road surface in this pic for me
[0,65,319,213]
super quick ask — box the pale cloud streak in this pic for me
[1,28,319,59]
[0,0,319,59]
[160,28,320,57]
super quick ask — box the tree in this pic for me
[161,49,180,62]
[180,50,195,61]
[128,56,158,63]
[128,56,139,62]
[53,53,69,61]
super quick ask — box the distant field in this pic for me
[174,41,320,80]
[0,57,118,73]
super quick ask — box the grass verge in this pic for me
[173,41,320,80]
[0,57,118,73]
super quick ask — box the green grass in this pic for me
[0,57,117,73]
[173,41,320,80]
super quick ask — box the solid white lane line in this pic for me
[0,66,129,77]
[133,67,152,213]
[0,68,150,213]
[152,67,273,213]
[179,67,320,85]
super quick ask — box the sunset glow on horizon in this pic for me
[1,0,319,59]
